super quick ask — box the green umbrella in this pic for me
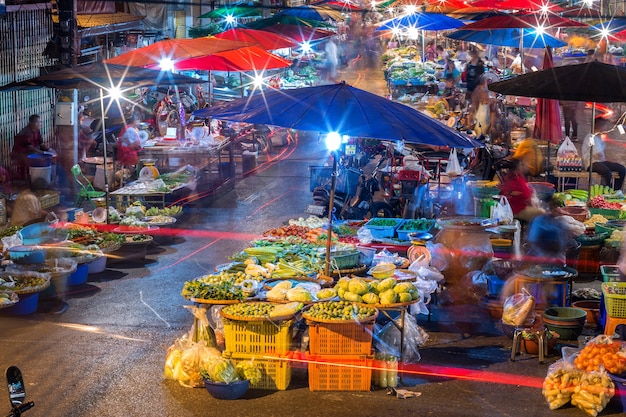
[198,6,261,19]
[245,14,335,29]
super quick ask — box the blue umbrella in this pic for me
[592,18,626,32]
[446,28,566,48]
[376,12,465,31]
[194,82,482,148]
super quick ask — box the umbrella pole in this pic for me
[588,103,596,196]
[422,30,425,62]
[99,88,110,224]
[324,153,338,277]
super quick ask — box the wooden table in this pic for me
[552,170,619,192]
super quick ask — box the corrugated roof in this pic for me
[52,12,144,28]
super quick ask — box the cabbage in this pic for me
[236,360,262,385]
[343,291,363,303]
[369,280,379,294]
[316,288,337,300]
[337,287,346,298]
[379,289,398,305]
[398,292,412,303]
[362,292,379,304]
[287,287,312,302]
[274,281,293,290]
[208,358,237,383]
[348,279,369,295]
[338,277,350,291]
[378,278,396,292]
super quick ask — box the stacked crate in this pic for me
[305,319,375,391]
[221,313,293,390]
[602,282,626,336]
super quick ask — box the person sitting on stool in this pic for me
[581,119,626,191]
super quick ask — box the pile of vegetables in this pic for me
[0,274,49,293]
[574,339,626,375]
[398,218,435,231]
[304,300,376,321]
[266,281,315,302]
[181,279,243,301]
[145,206,183,217]
[335,277,419,305]
[221,302,275,318]
[200,357,262,385]
[588,196,623,210]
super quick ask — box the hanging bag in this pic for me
[445,148,463,176]
[491,196,514,224]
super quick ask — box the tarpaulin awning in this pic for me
[170,46,292,71]
[52,13,145,36]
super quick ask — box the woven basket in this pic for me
[556,206,589,222]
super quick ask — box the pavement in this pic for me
[0,65,625,417]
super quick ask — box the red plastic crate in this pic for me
[307,321,373,355]
[307,354,373,391]
[398,170,422,181]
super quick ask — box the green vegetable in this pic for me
[348,279,368,295]
[362,293,379,304]
[399,218,434,231]
[367,219,399,227]
[398,292,412,303]
[380,289,398,305]
[316,288,337,300]
[305,300,376,321]
[377,278,396,292]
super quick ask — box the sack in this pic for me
[502,289,535,326]
[557,136,579,158]
[445,148,463,176]
[492,196,514,224]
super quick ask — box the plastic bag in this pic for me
[445,148,463,176]
[492,196,514,224]
[542,359,582,410]
[452,232,494,271]
[1,233,22,251]
[557,136,579,158]
[412,265,445,283]
[425,241,449,272]
[185,305,217,348]
[357,226,374,244]
[574,335,626,375]
[374,314,428,363]
[571,370,615,417]
[502,289,535,326]
[164,334,220,388]
[459,270,489,303]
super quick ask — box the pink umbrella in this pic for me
[533,47,562,145]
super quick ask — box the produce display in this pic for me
[182,278,244,301]
[266,280,315,302]
[366,218,400,227]
[287,216,328,229]
[335,277,419,305]
[0,274,49,293]
[304,300,377,321]
[543,363,581,410]
[221,302,276,318]
[398,219,435,231]
[145,205,183,217]
[574,339,626,375]
[588,196,623,210]
[571,372,615,417]
[0,291,18,306]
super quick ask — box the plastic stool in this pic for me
[511,326,548,363]
[604,316,626,336]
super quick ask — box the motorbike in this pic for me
[89,119,123,157]
[4,366,33,417]
[467,136,510,180]
[312,155,394,219]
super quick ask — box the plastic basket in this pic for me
[307,354,373,391]
[35,191,60,209]
[225,352,291,391]
[602,282,626,318]
[223,318,293,355]
[396,219,435,241]
[307,321,373,355]
[601,265,623,282]
[329,252,360,269]
[364,218,402,239]
[589,208,621,220]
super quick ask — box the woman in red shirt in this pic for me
[497,158,545,223]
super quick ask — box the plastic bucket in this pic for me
[87,256,106,274]
[29,166,51,187]
[67,263,88,286]
[3,292,39,316]
[27,154,51,167]
[608,372,626,413]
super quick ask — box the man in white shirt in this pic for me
[581,123,626,190]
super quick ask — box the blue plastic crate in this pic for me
[364,218,402,239]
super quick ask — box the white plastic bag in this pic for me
[445,148,463,176]
[492,196,514,224]
[557,136,579,158]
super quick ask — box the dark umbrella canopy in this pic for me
[194,82,482,148]
[0,62,204,91]
[489,61,626,102]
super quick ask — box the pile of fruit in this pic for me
[263,225,311,239]
[221,302,276,318]
[304,300,377,322]
[574,339,626,375]
[589,184,621,199]
[588,196,623,210]
[0,274,49,293]
[335,277,419,305]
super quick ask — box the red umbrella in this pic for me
[424,0,467,13]
[532,47,562,144]
[214,28,298,50]
[460,13,587,30]
[104,37,253,67]
[560,6,604,19]
[260,24,335,43]
[470,0,562,11]
[315,0,364,11]
[168,46,292,71]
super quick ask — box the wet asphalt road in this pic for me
[1,67,625,417]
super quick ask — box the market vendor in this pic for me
[117,116,142,168]
[9,178,50,227]
[581,119,626,191]
[511,136,544,177]
[442,58,461,84]
[468,75,496,137]
[11,114,50,177]
[497,158,545,223]
[464,48,485,99]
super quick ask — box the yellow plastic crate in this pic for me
[602,282,626,318]
[225,352,291,390]
[223,318,293,355]
[307,354,372,391]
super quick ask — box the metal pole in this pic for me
[588,102,596,196]
[324,153,338,277]
[99,88,110,224]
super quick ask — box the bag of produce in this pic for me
[374,314,428,363]
[542,359,582,410]
[445,148,463,176]
[501,289,535,327]
[164,332,221,388]
[557,136,579,159]
[574,335,626,375]
[491,196,514,224]
[571,369,615,417]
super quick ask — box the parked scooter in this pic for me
[4,366,33,417]
[312,156,394,219]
